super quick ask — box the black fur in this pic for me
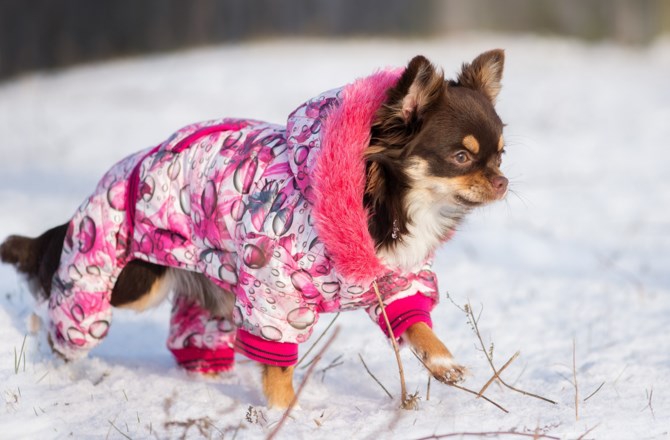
[0,223,67,298]
[0,223,166,307]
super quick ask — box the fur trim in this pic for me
[311,69,402,284]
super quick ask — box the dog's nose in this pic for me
[491,176,508,198]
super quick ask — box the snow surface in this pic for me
[1,36,669,439]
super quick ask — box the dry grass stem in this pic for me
[14,334,27,374]
[465,300,556,405]
[477,351,520,397]
[107,420,132,440]
[358,353,393,400]
[372,280,412,409]
[164,416,222,439]
[297,312,340,368]
[266,327,341,440]
[641,387,655,420]
[318,354,344,382]
[445,382,509,414]
[576,423,601,440]
[413,430,560,439]
[583,381,605,402]
[426,375,431,401]
[572,338,579,421]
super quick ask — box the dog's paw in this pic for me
[47,334,70,362]
[426,356,466,384]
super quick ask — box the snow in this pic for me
[1,36,669,439]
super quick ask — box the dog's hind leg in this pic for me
[111,260,170,311]
[262,365,296,409]
[167,284,236,374]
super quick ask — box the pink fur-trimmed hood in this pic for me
[285,69,403,284]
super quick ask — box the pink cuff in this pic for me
[235,329,298,366]
[169,345,235,373]
[378,292,434,339]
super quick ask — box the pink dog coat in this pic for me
[49,68,441,372]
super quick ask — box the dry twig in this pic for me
[318,354,344,382]
[413,430,560,439]
[266,327,341,440]
[297,312,340,368]
[164,416,222,439]
[572,338,579,421]
[576,423,601,440]
[465,300,556,405]
[107,420,132,440]
[358,353,393,400]
[426,375,431,401]
[409,349,508,414]
[640,387,655,420]
[372,280,415,409]
[583,381,605,402]
[477,351,520,397]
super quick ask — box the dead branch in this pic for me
[372,280,415,409]
[266,327,340,440]
[572,338,579,421]
[477,351,520,397]
[358,353,393,400]
[409,349,508,414]
[465,300,556,405]
[297,312,340,368]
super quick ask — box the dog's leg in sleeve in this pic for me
[167,294,236,373]
[367,269,465,384]
[48,199,121,360]
[367,269,440,341]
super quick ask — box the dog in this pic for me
[1,50,508,409]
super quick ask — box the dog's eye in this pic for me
[454,151,470,164]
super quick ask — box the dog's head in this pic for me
[366,50,508,259]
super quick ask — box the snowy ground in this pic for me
[1,36,669,439]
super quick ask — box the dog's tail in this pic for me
[0,223,68,299]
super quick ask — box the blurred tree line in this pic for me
[1,0,669,79]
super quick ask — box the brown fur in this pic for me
[365,50,507,254]
[462,134,480,155]
[110,260,168,308]
[262,365,296,409]
[403,322,465,383]
[456,49,505,103]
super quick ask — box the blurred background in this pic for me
[2,0,670,79]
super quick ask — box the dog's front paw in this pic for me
[426,356,466,384]
[47,334,70,362]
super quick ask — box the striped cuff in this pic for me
[235,329,299,367]
[169,346,235,373]
[378,293,434,340]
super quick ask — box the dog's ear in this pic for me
[457,49,505,103]
[391,55,445,123]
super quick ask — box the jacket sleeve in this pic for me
[47,155,140,360]
[366,263,439,340]
[167,293,236,373]
[48,185,123,360]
